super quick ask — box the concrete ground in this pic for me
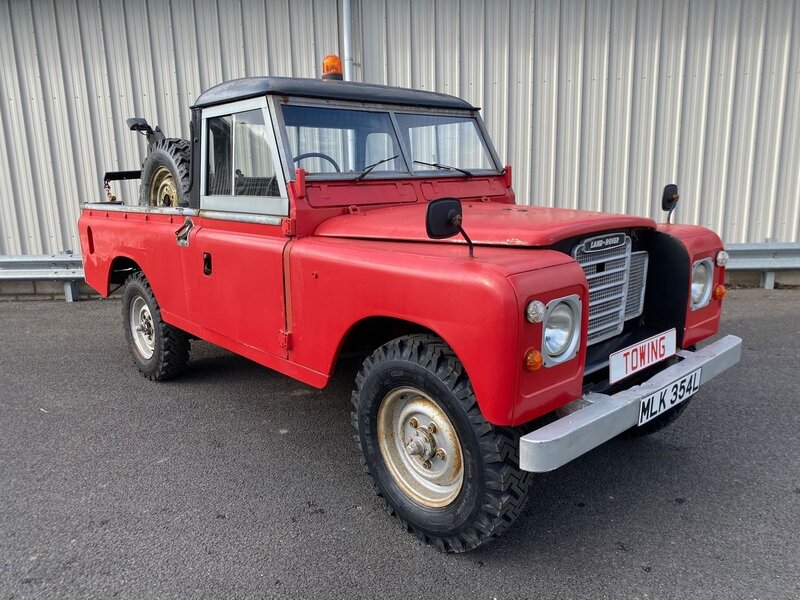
[0,289,798,599]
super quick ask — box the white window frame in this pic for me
[200,97,288,216]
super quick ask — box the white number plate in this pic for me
[638,368,702,426]
[609,329,677,384]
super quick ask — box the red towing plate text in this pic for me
[608,329,676,384]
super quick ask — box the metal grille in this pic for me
[625,251,649,319]
[574,235,649,345]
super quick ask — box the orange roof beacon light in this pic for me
[322,54,343,80]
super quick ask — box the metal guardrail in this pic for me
[0,243,798,300]
[726,243,800,289]
[0,254,84,302]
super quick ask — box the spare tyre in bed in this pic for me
[139,138,191,207]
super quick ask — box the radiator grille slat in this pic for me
[574,235,649,345]
[625,251,649,319]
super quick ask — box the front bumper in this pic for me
[519,335,742,472]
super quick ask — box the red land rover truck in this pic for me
[79,61,741,552]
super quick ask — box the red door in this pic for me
[183,98,291,358]
[183,217,288,358]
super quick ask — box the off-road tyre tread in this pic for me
[138,138,191,207]
[351,334,533,553]
[122,272,190,381]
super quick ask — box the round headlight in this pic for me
[691,261,711,305]
[544,302,576,357]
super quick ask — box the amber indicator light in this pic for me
[524,348,543,371]
[713,284,727,300]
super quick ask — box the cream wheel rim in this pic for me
[377,387,464,508]
[149,166,178,207]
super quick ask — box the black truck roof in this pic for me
[192,77,476,111]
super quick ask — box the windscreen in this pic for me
[394,113,495,173]
[282,105,404,175]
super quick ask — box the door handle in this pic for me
[175,217,194,247]
[203,252,212,275]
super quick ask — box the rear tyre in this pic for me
[139,138,191,207]
[122,272,189,381]
[352,334,532,553]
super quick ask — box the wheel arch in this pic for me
[331,315,451,377]
[108,255,143,291]
[323,309,516,425]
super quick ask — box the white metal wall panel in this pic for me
[0,0,340,255]
[774,0,800,242]
[506,0,535,204]
[531,0,559,208]
[355,0,800,244]
[434,0,461,98]
[1,0,799,257]
[555,0,584,211]
[411,1,436,90]
[677,0,713,228]
[650,0,687,221]
[750,0,795,242]
[603,0,636,217]
[579,0,610,214]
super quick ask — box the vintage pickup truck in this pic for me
[79,56,741,552]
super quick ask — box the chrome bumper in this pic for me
[519,335,742,473]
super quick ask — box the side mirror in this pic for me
[662,184,679,212]
[426,197,463,239]
[425,197,474,257]
[661,184,679,224]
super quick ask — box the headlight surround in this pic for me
[541,295,582,366]
[690,258,714,310]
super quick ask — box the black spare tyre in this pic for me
[139,138,191,207]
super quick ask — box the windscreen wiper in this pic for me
[356,154,399,181]
[412,160,473,177]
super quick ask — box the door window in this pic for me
[202,100,287,215]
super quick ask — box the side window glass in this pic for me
[205,109,280,197]
[206,115,232,195]
[233,109,279,196]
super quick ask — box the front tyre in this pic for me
[122,272,190,381]
[352,334,532,553]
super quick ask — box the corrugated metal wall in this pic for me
[0,0,341,255]
[354,0,800,245]
[1,0,798,256]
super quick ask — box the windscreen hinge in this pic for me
[281,218,296,236]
